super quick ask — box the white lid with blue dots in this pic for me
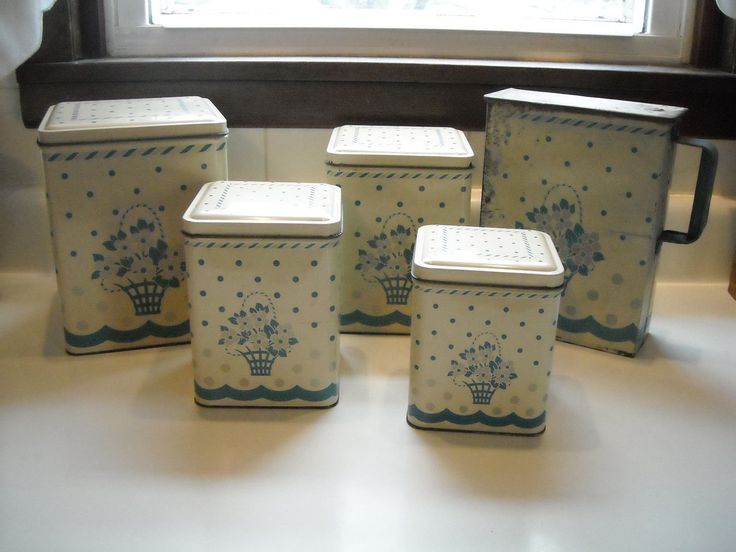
[38,97,228,145]
[326,125,474,168]
[412,225,564,288]
[182,181,343,238]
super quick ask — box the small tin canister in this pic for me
[407,225,564,435]
[183,181,342,408]
[325,125,474,335]
[481,88,717,356]
[38,96,228,354]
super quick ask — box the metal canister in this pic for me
[408,225,564,435]
[183,181,342,408]
[481,88,717,356]
[38,96,228,354]
[325,125,474,334]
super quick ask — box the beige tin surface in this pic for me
[184,181,342,408]
[481,88,716,356]
[326,125,474,335]
[39,97,228,354]
[408,225,563,435]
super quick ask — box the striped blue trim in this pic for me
[184,238,339,249]
[327,170,472,180]
[44,141,226,162]
[407,405,546,430]
[195,382,338,403]
[414,283,561,300]
[508,111,670,137]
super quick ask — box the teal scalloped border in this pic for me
[557,315,639,343]
[195,382,338,403]
[340,309,411,327]
[407,405,546,429]
[64,320,190,348]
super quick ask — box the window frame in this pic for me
[107,0,692,65]
[15,0,736,139]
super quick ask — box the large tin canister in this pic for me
[183,181,342,408]
[325,125,474,334]
[481,89,717,356]
[38,96,229,354]
[407,225,564,435]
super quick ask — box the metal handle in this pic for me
[659,137,718,246]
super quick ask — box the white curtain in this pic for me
[0,0,58,80]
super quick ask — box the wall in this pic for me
[1,76,734,282]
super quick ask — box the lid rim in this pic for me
[37,96,229,145]
[181,181,343,239]
[412,225,565,288]
[326,124,475,168]
[411,272,565,292]
[38,130,230,147]
[484,88,687,122]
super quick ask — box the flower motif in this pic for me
[449,340,515,388]
[519,194,604,285]
[90,205,186,297]
[221,294,298,369]
[357,216,415,281]
[491,361,517,389]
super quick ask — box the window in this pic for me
[105,0,696,64]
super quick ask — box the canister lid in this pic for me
[182,181,342,238]
[412,225,564,288]
[37,97,228,144]
[326,125,474,168]
[485,88,687,122]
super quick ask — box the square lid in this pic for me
[326,125,474,168]
[182,181,342,238]
[38,96,228,144]
[412,226,564,288]
[485,88,687,122]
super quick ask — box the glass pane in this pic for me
[155,0,644,32]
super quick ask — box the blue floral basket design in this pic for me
[356,213,417,305]
[91,204,185,316]
[220,293,298,377]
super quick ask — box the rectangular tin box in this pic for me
[481,89,717,356]
[183,181,342,408]
[325,125,474,335]
[407,225,564,435]
[38,96,228,354]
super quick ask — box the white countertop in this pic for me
[1,273,735,551]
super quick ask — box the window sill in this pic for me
[16,56,736,138]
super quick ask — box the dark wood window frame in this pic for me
[16,0,736,138]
